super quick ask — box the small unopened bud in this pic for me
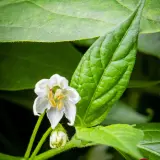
[50,131,68,148]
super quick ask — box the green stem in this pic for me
[30,127,52,159]
[33,140,77,160]
[24,112,45,159]
[33,136,95,160]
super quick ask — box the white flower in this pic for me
[33,74,81,129]
[50,131,68,148]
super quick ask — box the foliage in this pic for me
[0,0,159,42]
[0,0,160,160]
[76,124,144,159]
[136,123,160,159]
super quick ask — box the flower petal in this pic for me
[33,97,50,116]
[57,131,67,147]
[64,101,76,126]
[34,79,49,97]
[50,131,58,148]
[47,107,64,129]
[49,74,68,89]
[59,77,68,89]
[67,87,81,104]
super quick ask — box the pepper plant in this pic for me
[0,0,160,160]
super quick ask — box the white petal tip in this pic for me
[50,145,56,149]
[34,112,40,116]
[51,125,56,129]
[67,122,74,126]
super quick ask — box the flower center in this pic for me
[48,87,65,110]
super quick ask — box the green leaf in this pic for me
[128,80,160,88]
[0,153,23,160]
[76,124,144,159]
[102,101,148,125]
[0,0,159,42]
[136,123,160,160]
[71,0,145,127]
[138,32,160,58]
[0,42,81,90]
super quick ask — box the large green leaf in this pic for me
[76,124,144,159]
[0,0,159,42]
[0,42,81,90]
[71,0,145,127]
[102,101,148,125]
[136,123,160,160]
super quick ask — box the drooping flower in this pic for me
[33,74,81,129]
[50,130,68,148]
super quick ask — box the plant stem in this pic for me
[24,112,45,159]
[30,127,52,159]
[33,136,95,160]
[33,140,77,160]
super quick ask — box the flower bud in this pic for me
[50,130,68,148]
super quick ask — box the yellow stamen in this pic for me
[50,99,57,107]
[48,90,56,107]
[57,95,64,100]
[48,89,65,110]
[48,90,53,99]
[57,100,63,110]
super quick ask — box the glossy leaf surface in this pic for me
[71,0,145,126]
[76,124,144,159]
[136,123,160,160]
